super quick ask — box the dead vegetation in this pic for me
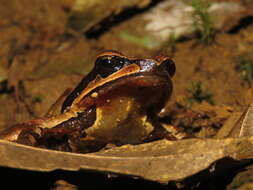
[1,0,253,189]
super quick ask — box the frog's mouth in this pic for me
[74,71,172,112]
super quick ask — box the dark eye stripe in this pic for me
[95,55,131,78]
[61,55,132,112]
[61,69,97,112]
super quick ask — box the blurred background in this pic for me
[0,0,253,188]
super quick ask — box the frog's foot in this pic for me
[0,123,41,146]
[161,124,192,140]
[68,135,107,153]
[144,123,193,142]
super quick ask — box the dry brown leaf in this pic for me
[215,111,242,138]
[0,137,252,184]
[228,102,253,138]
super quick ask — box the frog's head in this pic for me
[61,50,176,113]
[93,50,175,79]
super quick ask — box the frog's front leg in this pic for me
[37,122,106,153]
[36,126,80,152]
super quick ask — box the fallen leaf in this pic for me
[0,137,252,184]
[228,102,253,138]
[215,111,242,138]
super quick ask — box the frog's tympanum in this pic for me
[0,50,179,153]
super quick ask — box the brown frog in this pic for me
[0,50,183,153]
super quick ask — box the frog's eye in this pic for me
[95,56,130,77]
[160,59,176,77]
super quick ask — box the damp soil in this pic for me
[0,0,253,189]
